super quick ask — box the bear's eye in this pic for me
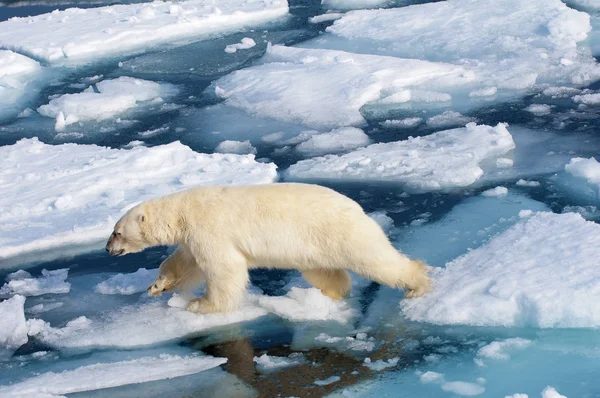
[116,232,122,236]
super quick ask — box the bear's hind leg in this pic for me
[187,264,249,314]
[302,269,352,300]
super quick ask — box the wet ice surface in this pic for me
[1,0,600,396]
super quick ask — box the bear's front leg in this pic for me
[186,265,249,314]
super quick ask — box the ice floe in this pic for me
[253,353,306,373]
[286,123,515,192]
[0,353,227,396]
[95,268,158,295]
[0,0,289,65]
[224,37,256,53]
[0,269,70,298]
[0,138,277,266]
[317,0,600,96]
[211,45,467,129]
[37,77,178,132]
[401,212,600,328]
[214,139,257,155]
[0,295,28,360]
[295,127,370,157]
[476,338,532,363]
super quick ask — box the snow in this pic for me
[214,140,257,155]
[0,295,28,360]
[286,123,515,192]
[0,138,277,266]
[27,295,269,350]
[95,268,158,295]
[258,287,357,323]
[295,127,371,157]
[253,353,306,372]
[0,50,42,120]
[211,45,467,129]
[362,357,398,371]
[0,0,289,65]
[481,186,508,197]
[0,269,70,298]
[37,77,178,131]
[0,354,227,396]
[224,37,256,53]
[320,0,600,93]
[401,212,600,328]
[476,338,532,361]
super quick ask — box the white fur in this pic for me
[107,183,429,313]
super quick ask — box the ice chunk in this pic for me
[286,123,515,192]
[314,375,341,386]
[476,338,532,361]
[37,77,178,131]
[380,118,422,129]
[419,371,444,384]
[0,50,43,121]
[321,0,389,10]
[401,212,600,327]
[211,45,467,129]
[309,13,344,24]
[0,0,289,65]
[516,179,540,187]
[95,268,158,295]
[315,333,375,352]
[253,353,306,373]
[224,37,256,53]
[0,269,70,298]
[368,211,394,233]
[258,287,357,323]
[542,387,568,398]
[481,186,508,197]
[572,93,600,105]
[441,381,485,396]
[27,295,268,350]
[525,104,552,116]
[321,0,600,93]
[0,353,226,396]
[295,127,371,157]
[214,140,257,155]
[362,357,398,371]
[0,139,277,266]
[426,111,474,128]
[0,295,28,360]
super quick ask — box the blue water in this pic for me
[1,0,600,397]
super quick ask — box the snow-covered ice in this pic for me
[95,268,158,295]
[317,0,600,95]
[0,269,70,298]
[0,138,277,266]
[476,338,532,362]
[37,77,178,131]
[0,353,227,396]
[0,0,289,65]
[211,45,468,129]
[214,140,257,155]
[401,212,600,328]
[564,157,600,197]
[362,357,398,371]
[0,295,28,360]
[481,186,509,197]
[286,123,515,192]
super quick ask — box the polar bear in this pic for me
[106,183,429,314]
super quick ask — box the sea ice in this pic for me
[95,268,158,295]
[0,353,227,396]
[476,338,532,361]
[0,269,70,298]
[0,0,289,65]
[224,37,256,53]
[0,138,277,266]
[362,357,399,371]
[401,212,600,328]
[253,353,306,373]
[286,123,515,192]
[0,295,28,360]
[210,45,467,129]
[37,77,178,131]
[214,140,257,155]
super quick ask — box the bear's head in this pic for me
[106,205,149,256]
